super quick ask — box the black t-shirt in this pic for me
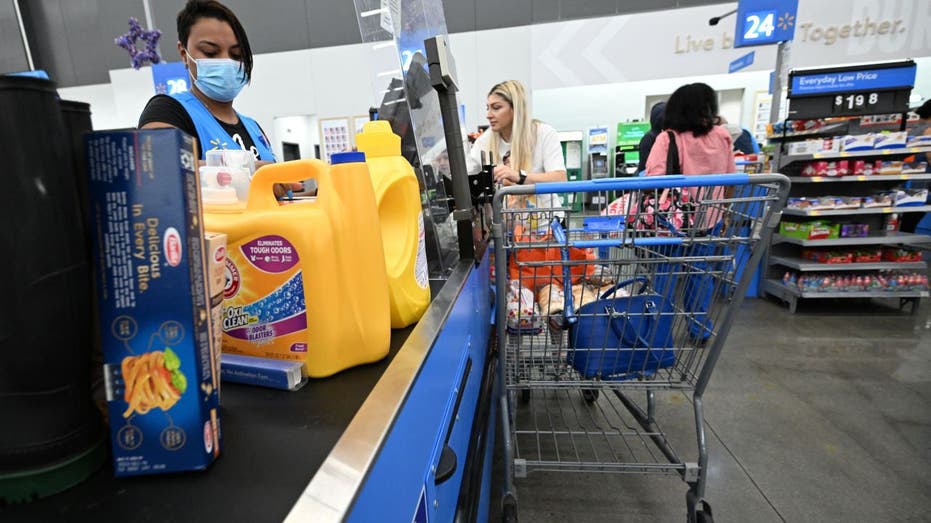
[137,94,267,159]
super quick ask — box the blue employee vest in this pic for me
[172,90,275,161]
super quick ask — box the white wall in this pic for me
[273,114,318,160]
[533,70,772,131]
[57,0,931,153]
[57,83,119,130]
[449,26,534,132]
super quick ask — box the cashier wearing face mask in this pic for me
[138,0,275,165]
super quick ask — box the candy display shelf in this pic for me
[777,145,931,169]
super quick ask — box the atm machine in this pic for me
[587,152,609,207]
[589,153,609,179]
[586,126,610,207]
[614,121,650,176]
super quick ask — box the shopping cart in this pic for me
[493,174,791,523]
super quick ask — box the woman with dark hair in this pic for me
[138,0,275,164]
[645,82,735,176]
[643,83,735,345]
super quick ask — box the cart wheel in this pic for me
[520,389,531,403]
[694,500,714,523]
[582,389,599,403]
[502,493,519,523]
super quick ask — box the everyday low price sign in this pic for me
[789,64,917,96]
[786,60,916,119]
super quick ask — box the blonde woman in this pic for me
[470,80,581,300]
[468,80,567,231]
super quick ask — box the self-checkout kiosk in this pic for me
[614,121,650,176]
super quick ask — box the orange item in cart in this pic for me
[509,224,596,291]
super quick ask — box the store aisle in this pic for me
[499,298,931,522]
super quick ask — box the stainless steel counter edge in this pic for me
[284,260,474,522]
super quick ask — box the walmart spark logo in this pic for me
[777,12,795,31]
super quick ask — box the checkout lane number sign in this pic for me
[734,0,798,48]
[152,61,189,95]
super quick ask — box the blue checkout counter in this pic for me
[4,253,496,522]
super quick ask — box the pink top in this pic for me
[644,126,736,230]
[645,126,736,176]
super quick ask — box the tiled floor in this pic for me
[494,296,931,522]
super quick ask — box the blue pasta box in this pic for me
[85,128,222,476]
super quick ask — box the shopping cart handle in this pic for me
[533,173,751,194]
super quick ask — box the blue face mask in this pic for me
[188,53,247,102]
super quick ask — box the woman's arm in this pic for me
[493,166,566,186]
[645,131,670,175]
[637,132,657,173]
[720,127,737,173]
[251,160,302,198]
[493,125,567,185]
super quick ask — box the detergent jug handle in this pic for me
[247,159,330,211]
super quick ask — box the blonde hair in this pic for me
[487,80,536,172]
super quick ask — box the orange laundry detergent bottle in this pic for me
[202,158,390,378]
[355,121,430,328]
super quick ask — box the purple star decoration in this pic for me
[115,17,162,69]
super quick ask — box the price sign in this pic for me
[734,0,798,48]
[787,60,915,120]
[832,93,880,113]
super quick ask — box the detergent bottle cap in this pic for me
[330,151,366,164]
[355,120,401,158]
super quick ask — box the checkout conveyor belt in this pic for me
[3,280,448,522]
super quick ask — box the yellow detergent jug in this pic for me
[202,158,390,378]
[355,121,430,328]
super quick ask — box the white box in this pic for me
[204,232,227,299]
[873,131,907,149]
[842,134,875,151]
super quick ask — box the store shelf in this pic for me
[783,205,931,217]
[767,101,929,313]
[772,231,931,246]
[765,122,849,142]
[778,146,931,168]
[788,173,931,183]
[768,255,927,272]
[763,279,929,299]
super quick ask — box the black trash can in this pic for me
[0,76,104,503]
[60,99,93,244]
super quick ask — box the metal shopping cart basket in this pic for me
[492,174,791,523]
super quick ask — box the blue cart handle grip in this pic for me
[533,173,750,194]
